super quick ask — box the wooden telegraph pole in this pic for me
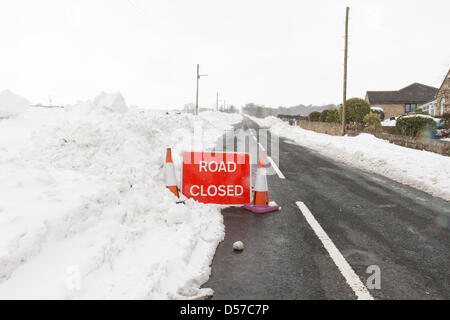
[341,7,349,135]
[195,64,200,115]
[195,64,207,115]
[216,92,219,111]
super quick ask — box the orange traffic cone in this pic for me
[243,153,279,213]
[164,148,179,198]
[253,154,269,205]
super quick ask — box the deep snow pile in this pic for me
[381,118,396,126]
[200,111,242,131]
[93,91,128,113]
[0,100,242,299]
[251,116,450,201]
[0,90,30,118]
[66,91,128,114]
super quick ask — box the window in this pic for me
[405,103,416,113]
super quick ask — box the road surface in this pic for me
[204,116,450,300]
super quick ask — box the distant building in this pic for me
[435,68,449,116]
[365,83,438,119]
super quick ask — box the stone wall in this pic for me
[297,120,450,156]
[298,120,342,136]
[371,132,450,156]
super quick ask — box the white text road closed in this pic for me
[182,152,250,205]
[190,185,244,197]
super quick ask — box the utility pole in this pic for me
[216,92,219,111]
[341,6,349,136]
[195,64,208,115]
[195,64,199,115]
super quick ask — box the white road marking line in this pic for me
[295,201,374,300]
[248,130,285,179]
[257,142,266,151]
[267,155,285,179]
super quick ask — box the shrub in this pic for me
[320,109,329,122]
[440,113,450,128]
[396,116,437,138]
[339,98,371,124]
[371,109,385,121]
[414,108,428,115]
[309,111,321,121]
[326,109,340,123]
[363,112,382,133]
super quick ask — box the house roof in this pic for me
[437,68,450,93]
[366,82,438,105]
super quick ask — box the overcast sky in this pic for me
[0,0,449,109]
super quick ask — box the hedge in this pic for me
[339,98,371,124]
[320,110,329,122]
[326,109,340,123]
[309,111,321,121]
[371,109,385,121]
[363,112,382,132]
[396,116,437,138]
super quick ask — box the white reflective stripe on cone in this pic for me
[164,162,178,186]
[254,170,268,192]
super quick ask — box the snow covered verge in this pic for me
[0,94,242,299]
[250,116,450,201]
[0,90,30,118]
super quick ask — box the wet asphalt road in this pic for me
[204,116,450,300]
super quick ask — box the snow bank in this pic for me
[250,116,450,201]
[0,107,241,299]
[66,92,128,114]
[400,114,441,123]
[0,90,30,118]
[93,91,128,113]
[381,119,396,127]
[199,111,242,131]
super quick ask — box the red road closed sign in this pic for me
[182,152,251,205]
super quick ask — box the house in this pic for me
[419,99,437,116]
[435,68,449,116]
[365,83,438,119]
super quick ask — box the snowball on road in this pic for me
[233,241,244,251]
[0,94,242,299]
[251,116,450,201]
